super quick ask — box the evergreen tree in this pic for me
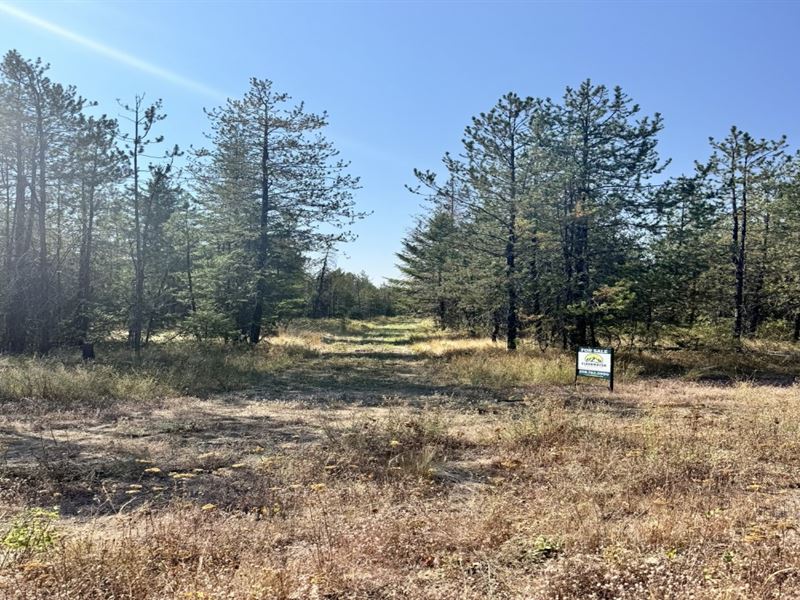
[194,78,363,343]
[399,82,666,350]
[396,207,460,328]
[73,115,125,343]
[118,95,178,357]
[546,81,665,347]
[704,128,789,341]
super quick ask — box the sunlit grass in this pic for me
[1,317,797,411]
[1,317,800,597]
[438,348,576,387]
[3,381,800,597]
[410,336,497,356]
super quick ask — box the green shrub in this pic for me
[1,507,59,552]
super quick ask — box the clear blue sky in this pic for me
[1,0,798,282]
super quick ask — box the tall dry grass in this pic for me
[3,385,800,598]
[0,334,325,411]
[1,318,799,598]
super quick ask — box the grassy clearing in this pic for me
[0,318,799,598]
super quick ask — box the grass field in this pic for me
[1,318,799,598]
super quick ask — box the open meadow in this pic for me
[0,318,799,598]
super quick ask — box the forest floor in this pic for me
[1,318,799,599]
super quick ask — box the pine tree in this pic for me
[396,207,460,328]
[195,78,362,343]
[73,115,125,343]
[0,51,88,352]
[546,80,665,347]
[119,95,178,357]
[704,128,789,341]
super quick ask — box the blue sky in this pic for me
[1,0,798,281]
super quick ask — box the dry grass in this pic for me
[0,335,324,411]
[431,346,576,388]
[1,318,799,598]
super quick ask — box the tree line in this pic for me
[0,50,395,355]
[397,81,800,349]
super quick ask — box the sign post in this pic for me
[575,347,614,391]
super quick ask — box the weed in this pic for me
[1,507,59,553]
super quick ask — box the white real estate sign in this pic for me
[576,347,614,390]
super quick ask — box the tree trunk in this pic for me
[730,147,744,342]
[249,107,271,344]
[35,102,51,354]
[6,134,29,353]
[312,250,329,318]
[54,182,64,335]
[131,104,144,359]
[748,213,769,336]
[506,120,518,351]
[144,261,172,346]
[506,220,518,351]
[185,205,197,313]
[574,211,590,347]
[528,225,542,344]
[435,267,446,329]
[76,170,95,341]
[560,186,575,350]
[3,161,11,273]
[733,215,746,341]
[574,120,592,349]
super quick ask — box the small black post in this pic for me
[81,341,95,362]
[574,349,579,386]
[609,348,614,392]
